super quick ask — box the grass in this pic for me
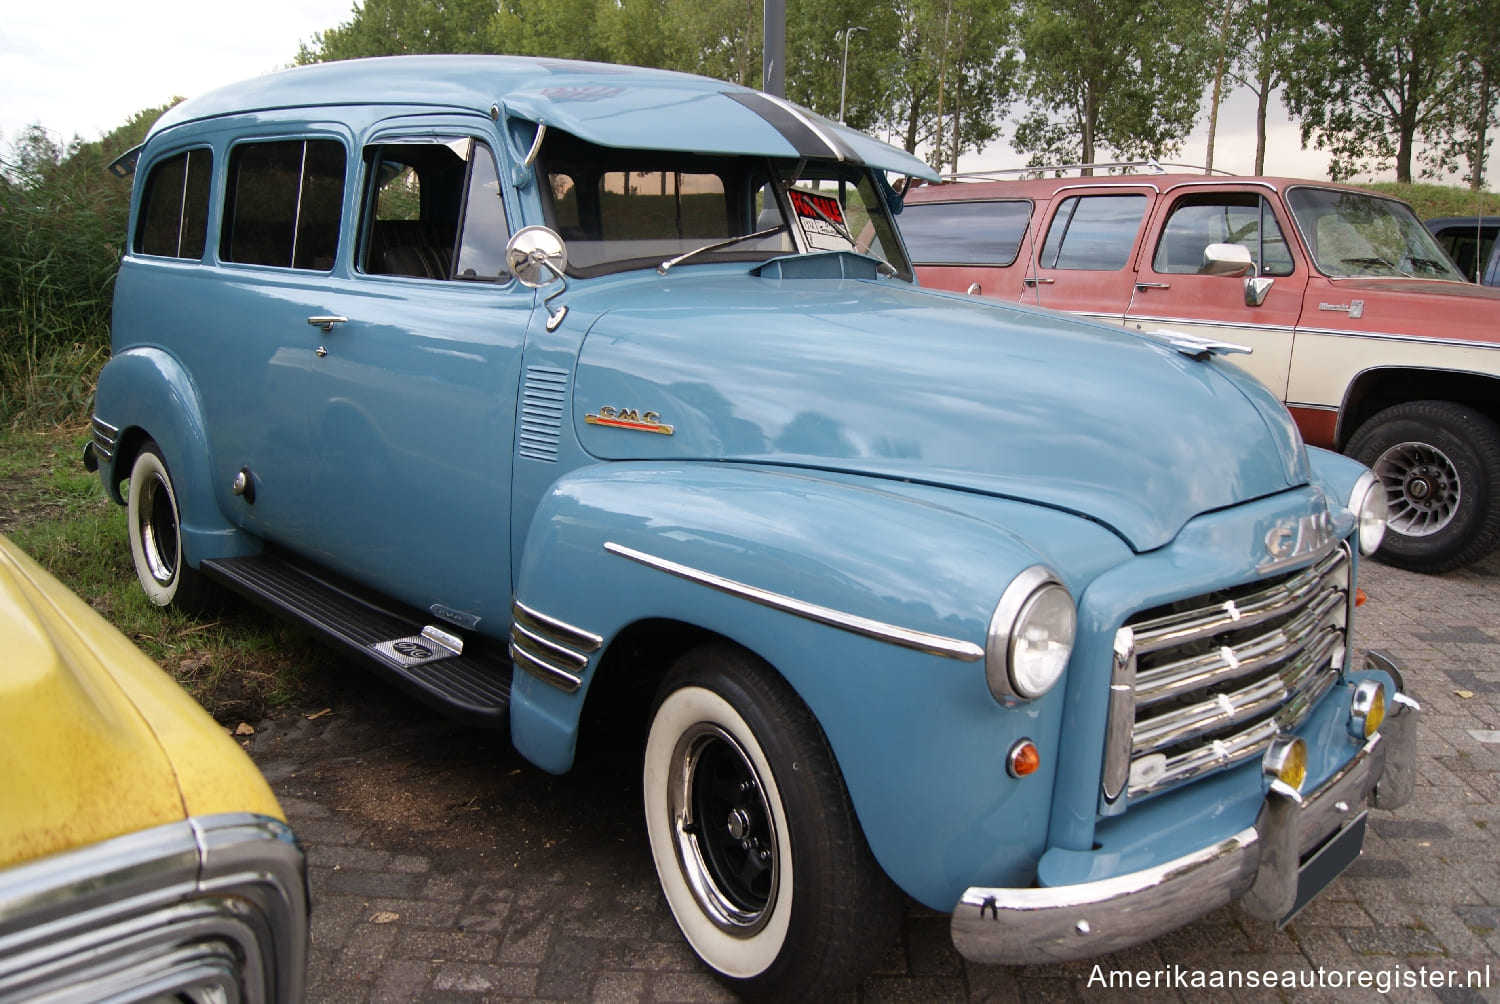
[1,423,331,722]
[1363,181,1499,221]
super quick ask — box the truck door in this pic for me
[1124,190,1308,400]
[1023,187,1154,323]
[297,132,531,632]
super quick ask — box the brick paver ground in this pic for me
[247,550,1500,1002]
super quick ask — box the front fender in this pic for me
[509,461,1127,908]
[94,347,257,565]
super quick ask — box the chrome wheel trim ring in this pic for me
[668,723,781,937]
[138,469,179,585]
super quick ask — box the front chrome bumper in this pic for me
[0,813,308,1002]
[951,678,1418,965]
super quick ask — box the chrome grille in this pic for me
[1103,546,1352,802]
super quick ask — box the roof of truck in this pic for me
[148,54,937,181]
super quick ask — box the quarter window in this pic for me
[1039,194,1146,270]
[1153,194,1294,276]
[221,139,346,270]
[136,149,212,259]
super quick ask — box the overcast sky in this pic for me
[2,1,1336,180]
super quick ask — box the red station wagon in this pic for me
[903,170,1500,573]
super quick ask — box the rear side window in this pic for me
[222,139,346,270]
[1431,224,1497,283]
[1039,194,1146,270]
[136,149,212,259]
[900,199,1031,266]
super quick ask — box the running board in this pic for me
[201,553,511,729]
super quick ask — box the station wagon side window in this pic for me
[359,139,512,282]
[221,139,346,270]
[1039,194,1146,270]
[898,199,1032,266]
[1152,193,1294,277]
[136,148,213,260]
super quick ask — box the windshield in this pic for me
[1287,187,1466,281]
[537,131,911,279]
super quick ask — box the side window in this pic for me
[136,149,212,259]
[1153,195,1294,277]
[1039,194,1146,270]
[360,139,511,282]
[455,145,512,281]
[899,199,1031,266]
[222,139,346,270]
[1432,225,1496,283]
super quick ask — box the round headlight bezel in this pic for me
[987,566,1077,702]
[1349,470,1388,556]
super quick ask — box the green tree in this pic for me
[1012,0,1215,171]
[1220,0,1307,175]
[1418,0,1499,188]
[879,0,1018,173]
[298,0,499,62]
[1281,0,1462,183]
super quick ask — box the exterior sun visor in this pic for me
[498,85,938,182]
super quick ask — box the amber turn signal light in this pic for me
[1007,739,1040,778]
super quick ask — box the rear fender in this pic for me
[93,348,257,565]
[509,461,1085,908]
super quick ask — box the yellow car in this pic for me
[0,536,307,1002]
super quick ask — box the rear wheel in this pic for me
[127,442,216,612]
[1347,401,1500,573]
[643,643,901,1001]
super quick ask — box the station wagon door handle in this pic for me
[1134,282,1171,290]
[307,315,348,332]
[1022,277,1055,286]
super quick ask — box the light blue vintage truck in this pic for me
[88,55,1417,999]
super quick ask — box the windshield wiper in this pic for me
[658,225,787,274]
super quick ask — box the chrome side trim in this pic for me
[605,542,985,662]
[90,415,121,464]
[1291,326,1500,351]
[509,599,602,693]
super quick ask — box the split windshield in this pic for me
[1287,187,1465,281]
[537,132,911,279]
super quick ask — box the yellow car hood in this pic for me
[0,536,282,869]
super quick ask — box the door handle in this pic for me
[1022,277,1055,286]
[1134,282,1171,290]
[307,315,348,332]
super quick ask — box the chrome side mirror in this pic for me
[506,226,570,330]
[1200,242,1255,278]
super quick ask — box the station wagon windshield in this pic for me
[537,132,911,280]
[1287,187,1465,281]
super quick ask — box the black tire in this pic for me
[1346,401,1500,573]
[126,441,217,613]
[642,643,902,1001]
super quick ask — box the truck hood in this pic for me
[569,265,1309,552]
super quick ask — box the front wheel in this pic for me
[1347,401,1500,573]
[643,644,901,1001]
[127,442,216,612]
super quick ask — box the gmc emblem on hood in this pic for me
[1260,512,1336,571]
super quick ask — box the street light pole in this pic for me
[838,25,867,123]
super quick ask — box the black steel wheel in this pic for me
[642,643,901,1000]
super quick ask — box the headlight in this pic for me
[987,566,1076,701]
[1349,470,1387,556]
